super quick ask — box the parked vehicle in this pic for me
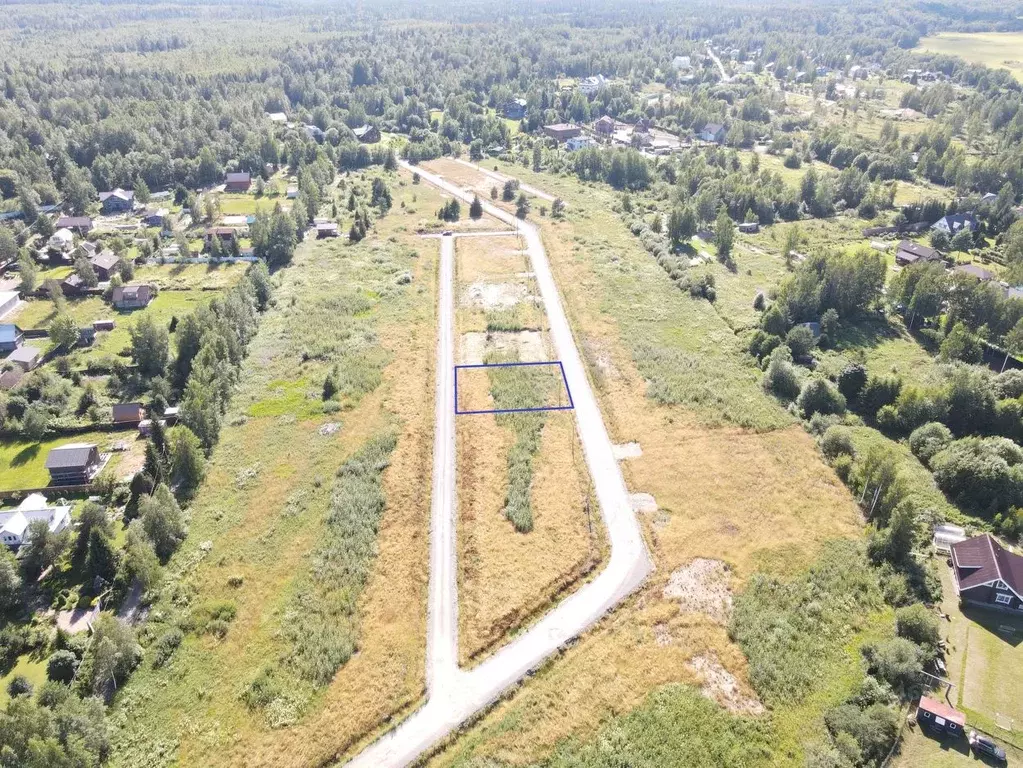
[969,731,1007,763]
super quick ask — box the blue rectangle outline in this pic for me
[454,360,575,415]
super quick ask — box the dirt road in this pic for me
[343,164,652,768]
[452,157,558,202]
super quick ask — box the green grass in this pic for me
[217,193,291,216]
[0,430,128,490]
[915,32,1023,83]
[0,653,50,708]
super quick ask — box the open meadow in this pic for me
[915,32,1023,83]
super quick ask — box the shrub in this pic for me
[824,702,899,765]
[151,628,183,668]
[908,422,952,465]
[46,650,80,683]
[832,454,854,483]
[862,637,922,694]
[184,600,237,636]
[785,325,816,359]
[6,675,32,698]
[764,357,801,400]
[895,604,940,661]
[994,369,1023,400]
[797,379,846,419]
[821,426,855,460]
[837,363,867,401]
[859,376,902,419]
[930,436,1023,515]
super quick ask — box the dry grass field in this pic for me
[453,234,601,665]
[915,32,1023,83]
[422,158,548,217]
[428,164,866,766]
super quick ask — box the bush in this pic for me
[837,363,867,401]
[824,702,899,765]
[6,675,32,698]
[151,627,183,668]
[859,376,902,419]
[862,637,922,695]
[46,649,79,683]
[908,422,953,465]
[764,357,801,400]
[895,604,940,661]
[786,325,816,359]
[821,426,855,460]
[994,369,1023,400]
[930,436,1023,515]
[797,378,846,419]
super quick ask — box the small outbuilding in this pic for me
[895,240,941,267]
[738,222,760,234]
[111,284,155,310]
[353,124,380,144]
[315,221,339,238]
[112,403,145,424]
[916,696,965,738]
[6,345,42,372]
[543,123,582,142]
[224,172,252,192]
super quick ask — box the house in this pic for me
[738,222,760,234]
[224,172,252,192]
[56,216,93,233]
[315,221,339,238]
[499,99,528,120]
[543,123,582,142]
[205,227,238,247]
[954,263,996,282]
[0,324,23,354]
[932,213,978,235]
[112,403,144,424]
[0,368,23,391]
[594,115,616,137]
[0,494,72,548]
[44,443,102,485]
[73,241,98,259]
[48,228,75,253]
[672,55,692,70]
[267,112,288,123]
[140,208,169,227]
[111,284,154,310]
[304,124,325,140]
[6,345,42,372]
[698,123,727,143]
[0,291,20,324]
[895,240,941,267]
[916,696,966,738]
[950,534,1023,612]
[61,274,86,296]
[89,250,122,281]
[99,188,135,214]
[353,124,380,144]
[565,136,596,152]
[286,187,299,199]
[980,192,999,206]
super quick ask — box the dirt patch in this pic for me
[686,654,765,715]
[663,558,733,623]
[460,330,547,365]
[613,442,643,460]
[57,605,99,634]
[461,281,528,310]
[629,492,658,513]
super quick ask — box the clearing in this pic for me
[915,32,1023,83]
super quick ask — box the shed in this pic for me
[112,403,145,424]
[916,697,965,738]
[6,345,42,371]
[353,124,380,144]
[738,222,760,234]
[315,221,339,238]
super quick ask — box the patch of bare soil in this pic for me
[662,558,733,623]
[629,492,657,513]
[686,654,765,715]
[613,442,643,460]
[461,281,528,310]
[460,330,547,365]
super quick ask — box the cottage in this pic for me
[315,221,340,238]
[93,319,116,332]
[0,291,18,319]
[138,419,167,437]
[74,241,98,259]
[111,284,154,310]
[543,123,582,142]
[112,402,145,424]
[932,213,978,235]
[224,172,252,192]
[499,98,528,120]
[916,696,966,738]
[895,240,941,267]
[48,228,75,253]
[353,124,380,144]
[672,55,692,70]
[0,494,72,548]
[205,227,238,247]
[56,216,93,233]
[304,124,325,140]
[286,187,299,200]
[267,112,288,123]
[6,345,42,372]
[698,123,727,143]
[61,274,86,297]
[0,324,23,354]
[594,115,616,137]
[565,136,596,152]
[738,222,760,234]
[99,189,135,214]
[45,443,102,485]
[950,534,1023,612]
[89,250,122,281]
[140,208,169,227]
[954,263,995,282]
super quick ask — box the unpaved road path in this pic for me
[452,157,558,202]
[343,164,652,768]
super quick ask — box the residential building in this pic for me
[594,115,616,137]
[672,55,691,70]
[895,240,941,267]
[353,124,380,144]
[267,112,288,123]
[140,208,169,227]
[89,250,122,281]
[565,136,596,152]
[0,494,72,548]
[954,263,995,282]
[44,443,102,485]
[224,172,252,192]
[61,274,86,296]
[56,216,93,233]
[0,324,23,354]
[543,123,582,142]
[738,222,760,234]
[112,403,145,424]
[315,221,340,238]
[48,228,75,253]
[6,345,42,371]
[932,213,978,235]
[916,696,966,738]
[111,284,154,310]
[499,99,527,120]
[99,188,135,214]
[950,534,1023,612]
[205,227,238,247]
[698,123,727,143]
[304,124,325,140]
[0,291,19,319]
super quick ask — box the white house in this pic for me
[0,494,72,548]
[565,136,596,152]
[672,55,692,70]
[48,228,75,253]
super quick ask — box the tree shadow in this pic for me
[961,605,1023,648]
[10,444,40,467]
[831,315,901,353]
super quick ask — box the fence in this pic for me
[0,484,95,503]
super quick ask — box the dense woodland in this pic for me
[0,0,1023,766]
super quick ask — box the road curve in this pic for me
[343,163,653,768]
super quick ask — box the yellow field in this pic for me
[916,32,1023,82]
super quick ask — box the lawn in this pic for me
[915,32,1023,83]
[0,653,49,707]
[0,430,134,490]
[132,262,248,291]
[215,193,290,216]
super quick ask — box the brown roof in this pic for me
[205,227,236,236]
[952,534,1023,596]
[0,368,23,391]
[112,403,144,421]
[918,696,965,726]
[57,216,92,229]
[897,240,938,261]
[954,263,995,282]
[90,250,121,271]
